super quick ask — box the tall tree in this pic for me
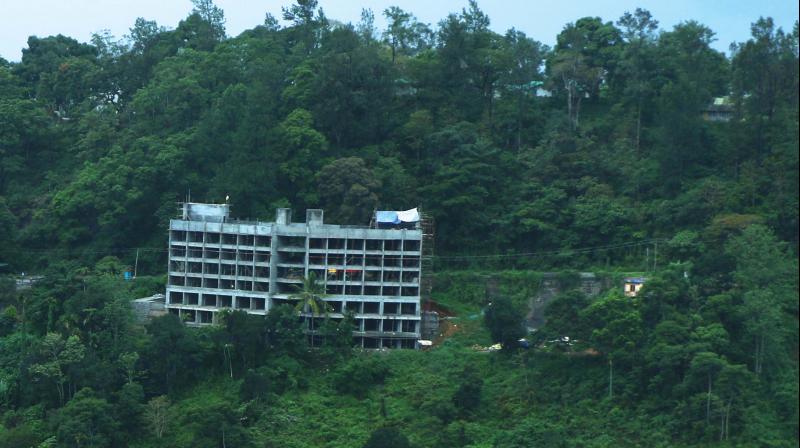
[54,388,120,448]
[548,17,620,129]
[282,0,328,53]
[29,333,85,405]
[483,295,525,351]
[725,224,797,377]
[581,294,643,400]
[615,8,659,154]
[316,157,381,224]
[497,29,547,151]
[179,0,226,51]
[383,7,432,63]
[653,21,727,188]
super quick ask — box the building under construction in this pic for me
[165,203,432,349]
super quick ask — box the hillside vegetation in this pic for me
[0,1,797,447]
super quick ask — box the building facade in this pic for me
[166,203,423,348]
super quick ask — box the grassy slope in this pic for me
[151,271,732,447]
[165,333,681,447]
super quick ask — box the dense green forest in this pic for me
[0,0,797,446]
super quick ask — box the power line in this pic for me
[10,238,673,261]
[428,239,670,261]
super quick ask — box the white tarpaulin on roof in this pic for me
[397,208,420,223]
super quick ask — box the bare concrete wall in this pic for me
[526,273,609,330]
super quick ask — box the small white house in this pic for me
[624,277,646,297]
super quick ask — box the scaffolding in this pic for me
[420,212,434,301]
[368,206,433,300]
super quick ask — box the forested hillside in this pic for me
[0,0,796,270]
[0,1,797,447]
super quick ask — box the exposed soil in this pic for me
[565,348,601,357]
[421,299,455,317]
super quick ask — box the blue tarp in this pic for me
[376,211,400,224]
[625,277,646,284]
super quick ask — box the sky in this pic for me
[1,0,798,61]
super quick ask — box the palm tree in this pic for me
[290,273,330,347]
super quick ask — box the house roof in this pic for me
[624,277,647,284]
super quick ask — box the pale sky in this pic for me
[1,0,798,61]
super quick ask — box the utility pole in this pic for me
[653,241,658,271]
[134,249,140,279]
[646,247,650,272]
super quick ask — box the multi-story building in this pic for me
[166,203,424,349]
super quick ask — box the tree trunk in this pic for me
[516,94,523,152]
[227,348,233,379]
[754,334,762,376]
[635,101,642,155]
[563,74,573,129]
[754,335,758,374]
[486,78,495,136]
[308,310,315,348]
[706,374,714,425]
[56,382,64,406]
[725,398,732,440]
[568,90,573,128]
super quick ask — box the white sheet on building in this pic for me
[397,208,420,223]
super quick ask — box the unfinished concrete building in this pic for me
[166,203,425,348]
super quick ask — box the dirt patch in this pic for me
[422,299,455,318]
[565,348,601,357]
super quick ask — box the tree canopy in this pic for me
[0,2,797,447]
